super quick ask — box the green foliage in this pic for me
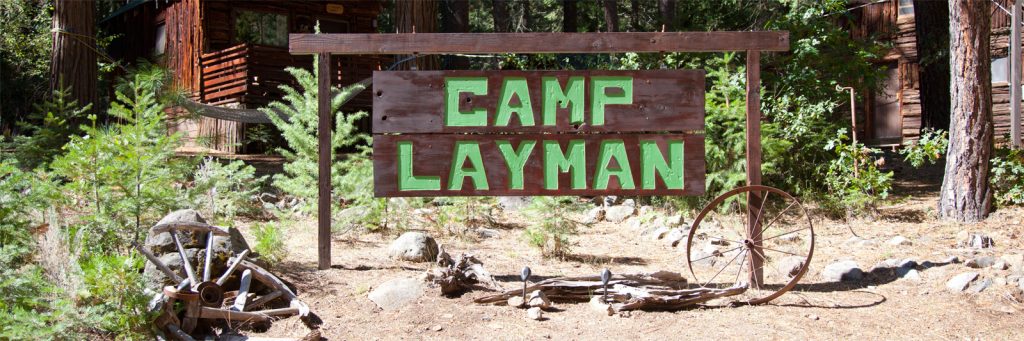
[0,0,53,132]
[991,148,1024,206]
[522,197,584,257]
[14,87,92,169]
[51,65,189,254]
[189,157,266,225]
[901,128,948,168]
[432,197,496,237]
[76,254,154,339]
[251,223,287,267]
[824,130,894,214]
[261,57,370,213]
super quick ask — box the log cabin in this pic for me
[101,0,386,154]
[846,0,1024,147]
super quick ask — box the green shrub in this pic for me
[522,197,584,258]
[251,223,287,267]
[901,128,948,168]
[14,86,91,169]
[433,196,496,237]
[76,254,154,339]
[824,129,893,215]
[991,148,1024,206]
[189,157,266,225]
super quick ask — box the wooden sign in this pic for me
[372,70,706,197]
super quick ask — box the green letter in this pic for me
[640,140,684,189]
[543,140,586,190]
[494,77,535,126]
[444,77,488,126]
[448,141,489,190]
[590,76,633,126]
[593,139,635,190]
[541,76,585,125]
[497,140,536,190]
[398,141,440,191]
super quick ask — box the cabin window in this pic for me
[993,57,1010,84]
[234,10,288,47]
[154,22,167,56]
[898,0,914,17]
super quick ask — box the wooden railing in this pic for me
[200,43,309,107]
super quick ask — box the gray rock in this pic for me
[638,205,655,216]
[946,272,979,293]
[526,307,544,320]
[602,196,619,207]
[887,236,912,246]
[821,261,863,282]
[959,232,994,249]
[650,226,671,240]
[368,277,424,310]
[507,296,526,308]
[497,196,532,212]
[777,233,802,244]
[387,232,439,262]
[778,256,806,278]
[622,199,636,208]
[901,269,922,281]
[528,290,552,309]
[968,278,992,294]
[475,228,500,239]
[665,214,685,227]
[1002,254,1024,271]
[605,206,636,223]
[258,192,279,204]
[582,207,605,225]
[992,260,1009,271]
[965,256,996,269]
[664,229,687,247]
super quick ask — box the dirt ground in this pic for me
[244,163,1024,340]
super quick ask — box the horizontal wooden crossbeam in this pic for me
[289,32,789,55]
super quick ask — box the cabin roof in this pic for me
[101,0,172,23]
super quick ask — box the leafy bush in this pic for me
[901,128,948,168]
[189,157,266,224]
[432,197,496,237]
[261,57,371,213]
[824,130,894,214]
[522,197,584,258]
[251,223,287,267]
[76,254,153,339]
[50,65,189,254]
[991,148,1024,206]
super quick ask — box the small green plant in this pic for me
[14,86,91,169]
[76,254,154,339]
[991,148,1024,206]
[251,223,287,267]
[433,196,495,238]
[522,197,584,258]
[824,129,894,215]
[901,128,948,168]
[189,157,266,224]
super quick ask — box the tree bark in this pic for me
[395,0,439,70]
[630,0,640,31]
[50,0,97,107]
[603,0,619,32]
[940,0,994,222]
[914,0,951,131]
[441,0,470,68]
[562,0,578,32]
[492,0,511,32]
[659,0,676,31]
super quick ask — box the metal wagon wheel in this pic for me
[684,185,814,305]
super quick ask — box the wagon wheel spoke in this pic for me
[761,227,812,243]
[702,246,745,288]
[753,200,799,241]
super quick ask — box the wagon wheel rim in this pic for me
[684,185,815,305]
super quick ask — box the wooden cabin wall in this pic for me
[989,0,1024,146]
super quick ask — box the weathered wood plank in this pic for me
[317,53,332,271]
[372,70,704,134]
[372,133,705,197]
[290,32,790,54]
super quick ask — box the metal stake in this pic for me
[600,268,612,303]
[520,266,531,302]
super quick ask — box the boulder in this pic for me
[958,232,994,249]
[887,236,912,246]
[387,232,439,262]
[965,256,996,269]
[650,226,672,240]
[778,256,807,278]
[946,272,979,293]
[968,278,992,294]
[821,261,863,282]
[605,206,636,223]
[1001,254,1024,271]
[497,196,532,212]
[621,199,636,208]
[475,228,500,239]
[528,290,552,310]
[526,307,544,320]
[582,207,606,225]
[664,228,688,247]
[368,277,424,310]
[665,214,686,227]
[507,296,526,308]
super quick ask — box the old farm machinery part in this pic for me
[138,217,311,340]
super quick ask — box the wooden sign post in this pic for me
[289,32,789,290]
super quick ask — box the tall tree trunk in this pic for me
[395,0,439,70]
[659,0,675,31]
[915,0,952,131]
[50,0,97,108]
[630,0,640,31]
[492,0,510,32]
[603,0,619,32]
[562,0,578,32]
[441,0,470,69]
[523,0,532,32]
[940,0,994,222]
